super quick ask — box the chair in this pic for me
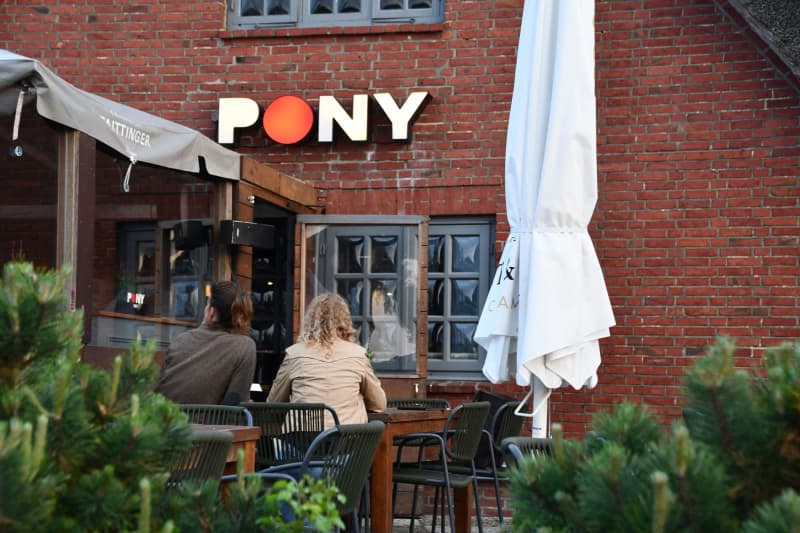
[262,420,385,533]
[391,401,491,533]
[180,403,253,426]
[387,398,451,411]
[167,429,232,488]
[501,436,553,468]
[244,402,340,470]
[446,400,524,524]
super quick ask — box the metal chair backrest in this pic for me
[168,429,232,487]
[245,402,340,470]
[443,401,491,463]
[491,400,525,452]
[180,403,253,426]
[387,398,451,410]
[300,420,385,515]
[501,436,553,467]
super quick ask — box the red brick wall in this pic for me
[1,0,798,447]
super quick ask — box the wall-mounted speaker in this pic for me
[173,220,209,250]
[219,220,275,249]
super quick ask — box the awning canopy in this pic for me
[0,49,240,182]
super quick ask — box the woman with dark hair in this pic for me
[267,292,386,426]
[156,281,256,405]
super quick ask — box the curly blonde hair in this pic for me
[297,293,357,348]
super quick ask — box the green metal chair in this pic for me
[262,420,385,533]
[243,402,340,470]
[446,400,524,525]
[387,398,451,410]
[167,429,232,488]
[501,436,553,468]
[392,401,491,533]
[180,403,253,426]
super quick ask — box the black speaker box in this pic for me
[173,220,209,250]
[219,220,275,249]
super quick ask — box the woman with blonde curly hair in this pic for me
[267,292,386,426]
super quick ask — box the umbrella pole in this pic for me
[531,376,549,438]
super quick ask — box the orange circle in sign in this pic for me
[262,95,314,144]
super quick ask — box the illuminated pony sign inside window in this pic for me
[217,91,430,145]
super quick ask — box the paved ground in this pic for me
[392,516,504,532]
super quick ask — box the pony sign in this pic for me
[217,91,430,145]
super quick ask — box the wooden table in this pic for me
[192,424,261,474]
[368,408,473,533]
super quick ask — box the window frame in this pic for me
[426,217,494,379]
[227,0,443,29]
[297,215,426,377]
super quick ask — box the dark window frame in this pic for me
[426,217,493,379]
[227,0,442,29]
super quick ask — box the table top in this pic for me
[191,424,261,442]
[368,406,451,424]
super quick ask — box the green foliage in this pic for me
[0,261,345,532]
[258,474,346,532]
[508,337,800,532]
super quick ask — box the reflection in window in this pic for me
[311,0,333,13]
[451,279,479,315]
[371,279,398,315]
[452,235,480,272]
[242,0,264,15]
[269,0,290,14]
[338,279,364,316]
[428,235,444,273]
[428,279,444,315]
[337,236,365,273]
[371,235,397,273]
[451,323,477,358]
[339,0,361,12]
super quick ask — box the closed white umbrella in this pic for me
[474,0,615,437]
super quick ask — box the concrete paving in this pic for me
[392,516,504,532]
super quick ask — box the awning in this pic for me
[0,49,240,184]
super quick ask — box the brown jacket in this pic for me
[156,324,256,405]
[267,339,386,427]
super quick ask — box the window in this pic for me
[427,218,493,378]
[299,215,422,374]
[227,0,442,29]
[298,215,493,379]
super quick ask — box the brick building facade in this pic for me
[1,1,798,516]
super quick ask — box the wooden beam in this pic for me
[240,156,320,212]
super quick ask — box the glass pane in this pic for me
[371,235,398,273]
[268,0,289,14]
[241,0,263,16]
[339,0,361,12]
[450,323,478,359]
[1,112,58,270]
[428,279,444,315]
[380,0,403,8]
[410,0,431,7]
[370,279,398,316]
[338,279,364,317]
[311,0,333,13]
[428,235,444,272]
[452,235,480,272]
[451,279,479,315]
[428,322,443,358]
[337,236,365,273]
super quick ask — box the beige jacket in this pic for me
[267,339,387,427]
